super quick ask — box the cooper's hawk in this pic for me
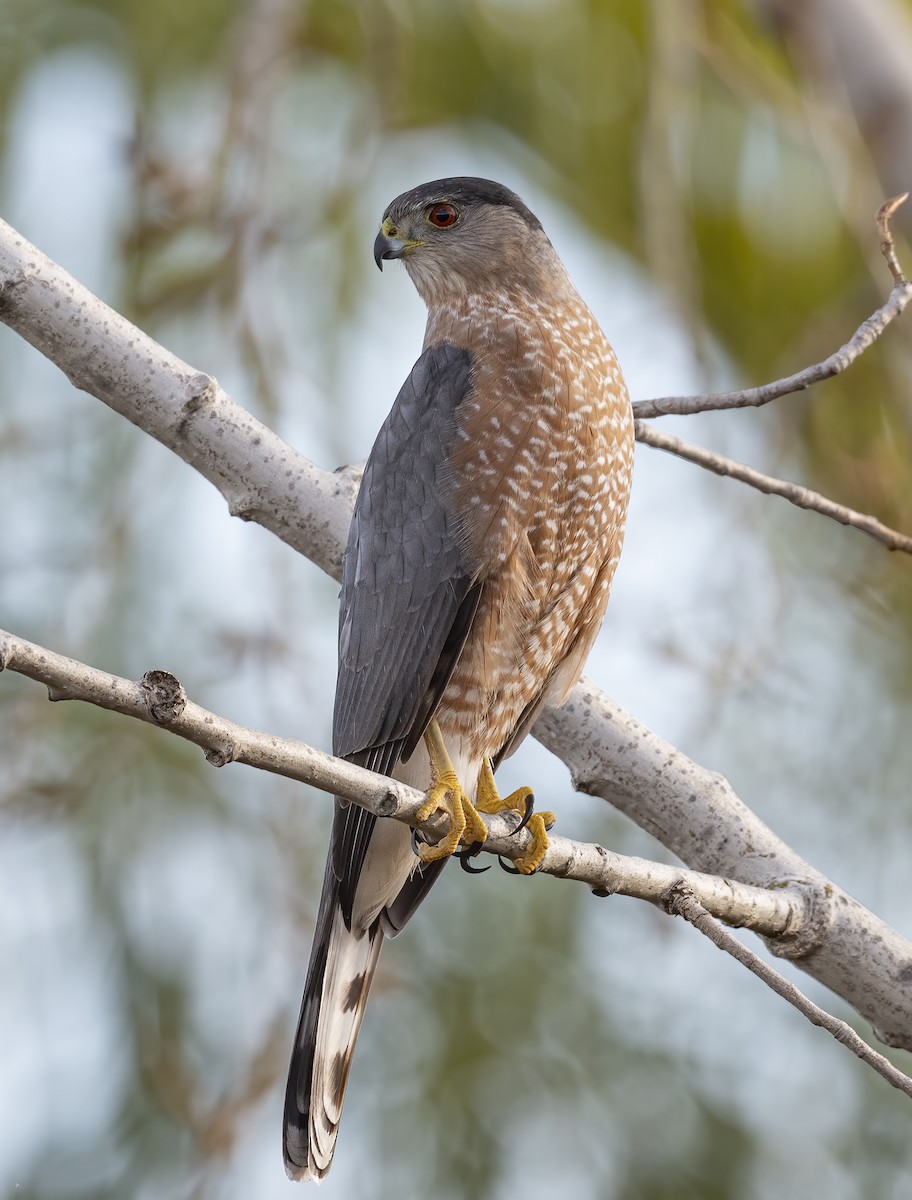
[283,177,634,1181]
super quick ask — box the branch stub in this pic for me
[140,669,187,723]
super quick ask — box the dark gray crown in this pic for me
[384,177,543,232]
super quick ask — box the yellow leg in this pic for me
[475,758,554,875]
[414,721,489,863]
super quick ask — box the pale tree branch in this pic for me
[1,216,912,1061]
[6,631,912,1103]
[0,219,356,583]
[0,627,801,939]
[664,884,912,1103]
[634,420,912,554]
[534,681,912,1051]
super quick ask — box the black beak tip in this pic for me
[373,233,388,272]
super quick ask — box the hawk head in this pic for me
[373,176,556,303]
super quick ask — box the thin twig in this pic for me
[635,420,912,555]
[878,193,909,287]
[633,280,912,417]
[633,196,912,555]
[0,625,803,938]
[634,194,912,419]
[665,883,912,1103]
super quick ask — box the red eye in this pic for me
[428,203,458,228]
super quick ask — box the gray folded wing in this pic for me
[331,342,482,926]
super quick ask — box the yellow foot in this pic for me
[414,769,488,863]
[475,759,554,875]
[415,723,488,864]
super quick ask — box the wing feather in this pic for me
[331,342,480,926]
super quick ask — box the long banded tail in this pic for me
[283,901,383,1181]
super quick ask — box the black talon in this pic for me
[498,855,522,875]
[410,826,426,856]
[458,844,490,874]
[513,792,535,834]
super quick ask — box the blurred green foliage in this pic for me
[2,1,912,1198]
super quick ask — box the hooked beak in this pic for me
[373,230,403,270]
[373,218,422,270]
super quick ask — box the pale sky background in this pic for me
[1,41,910,1200]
